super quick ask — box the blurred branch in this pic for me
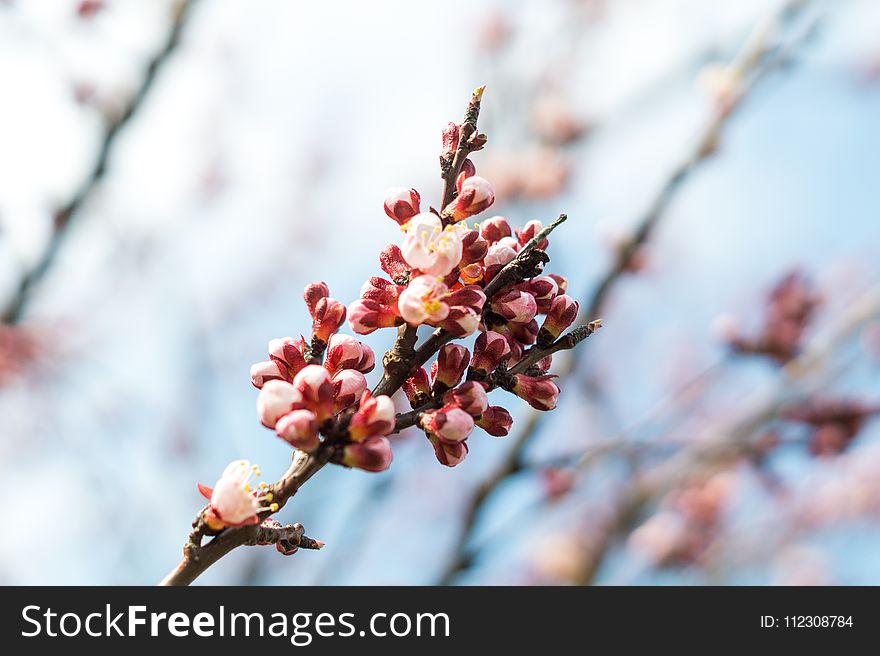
[1,0,198,324]
[573,282,880,584]
[436,2,818,585]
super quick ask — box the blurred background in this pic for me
[1,0,879,585]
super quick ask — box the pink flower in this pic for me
[512,374,560,411]
[516,220,548,249]
[347,298,402,335]
[383,187,421,225]
[460,229,488,265]
[341,436,393,472]
[379,244,410,283]
[349,391,396,442]
[506,318,539,345]
[198,460,275,529]
[431,438,468,467]
[493,289,538,323]
[444,176,495,222]
[401,213,463,277]
[438,306,480,337]
[324,333,375,374]
[267,336,307,379]
[292,365,335,422]
[257,380,302,428]
[476,405,513,436]
[444,381,489,417]
[311,297,347,343]
[470,330,512,375]
[250,360,286,389]
[430,343,469,392]
[402,367,431,408]
[398,274,450,326]
[538,294,579,345]
[421,406,474,443]
[276,409,320,452]
[519,276,559,313]
[444,285,486,313]
[479,216,512,243]
[547,273,568,293]
[331,368,367,413]
[303,282,330,318]
[483,242,517,282]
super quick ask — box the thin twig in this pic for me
[2,0,198,324]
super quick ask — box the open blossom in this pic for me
[331,369,367,413]
[431,438,468,467]
[293,365,335,422]
[198,460,276,529]
[398,274,450,326]
[342,436,393,472]
[538,294,579,345]
[512,374,560,411]
[257,380,302,428]
[401,213,463,276]
[349,392,396,442]
[493,289,538,323]
[276,409,320,452]
[421,406,475,443]
[311,297,347,342]
[383,187,421,225]
[431,343,469,392]
[444,176,495,222]
[476,405,513,436]
[347,298,401,335]
[324,333,375,374]
[470,330,512,375]
[444,381,489,417]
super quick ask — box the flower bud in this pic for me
[342,436,393,472]
[402,367,431,408]
[441,122,460,159]
[512,374,560,411]
[430,343,469,392]
[311,297,346,342]
[538,294,579,345]
[303,282,330,318]
[268,336,307,378]
[398,275,450,326]
[420,406,474,443]
[349,392,396,442]
[507,318,539,345]
[455,158,477,193]
[383,187,421,225]
[438,306,480,336]
[324,333,375,374]
[347,298,402,335]
[493,289,538,323]
[431,437,468,467]
[483,243,517,281]
[293,364,335,422]
[250,360,287,388]
[516,220,548,249]
[444,381,489,417]
[460,229,488,265]
[360,276,403,309]
[479,216,512,244]
[443,176,495,222]
[331,368,367,413]
[547,273,568,293]
[536,354,553,372]
[470,330,511,375]
[379,244,411,283]
[445,285,487,313]
[519,276,559,313]
[476,405,513,436]
[257,380,302,428]
[276,409,319,452]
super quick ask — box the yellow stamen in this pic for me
[269,503,279,512]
